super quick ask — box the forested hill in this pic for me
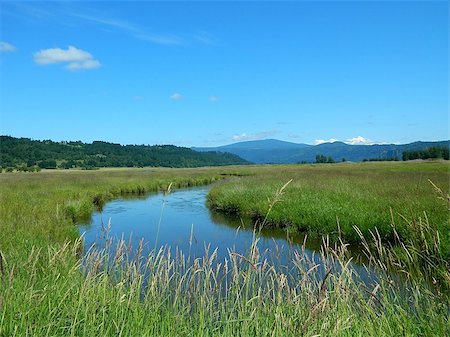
[0,136,249,169]
[194,139,449,163]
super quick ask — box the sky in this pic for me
[0,1,448,147]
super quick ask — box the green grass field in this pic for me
[208,161,450,255]
[0,163,449,336]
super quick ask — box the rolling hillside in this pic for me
[194,139,449,163]
[0,136,249,169]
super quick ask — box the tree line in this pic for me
[0,136,249,171]
[402,146,449,161]
[315,145,449,164]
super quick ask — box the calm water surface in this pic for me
[79,186,372,278]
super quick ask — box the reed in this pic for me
[0,164,448,335]
[1,223,448,336]
[207,161,450,258]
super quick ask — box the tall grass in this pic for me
[1,164,449,335]
[0,167,227,258]
[207,161,450,258]
[1,224,448,336]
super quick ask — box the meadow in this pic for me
[0,162,449,336]
[208,161,450,254]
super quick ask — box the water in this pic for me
[78,186,375,280]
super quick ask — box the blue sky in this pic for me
[0,1,448,147]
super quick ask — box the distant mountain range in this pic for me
[2,136,448,169]
[193,139,450,163]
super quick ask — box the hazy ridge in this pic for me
[193,139,450,163]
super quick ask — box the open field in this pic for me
[0,167,229,258]
[208,161,450,256]
[0,163,449,335]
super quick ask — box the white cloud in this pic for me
[232,133,250,141]
[170,93,183,101]
[34,46,91,64]
[314,136,375,145]
[66,59,101,71]
[0,41,17,53]
[345,136,373,145]
[33,46,101,70]
[232,131,276,142]
[209,96,218,102]
[314,138,339,145]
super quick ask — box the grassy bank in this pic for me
[1,234,449,336]
[1,164,449,335]
[208,161,450,256]
[0,168,231,259]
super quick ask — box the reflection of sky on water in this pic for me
[104,205,129,215]
[80,187,301,260]
[79,186,379,284]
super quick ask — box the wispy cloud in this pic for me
[72,13,184,46]
[6,5,212,47]
[72,13,137,31]
[33,46,101,71]
[0,41,17,53]
[314,138,339,145]
[232,131,276,142]
[135,33,183,46]
[195,31,218,46]
[170,93,183,101]
[209,96,218,102]
[345,136,373,145]
[3,2,52,21]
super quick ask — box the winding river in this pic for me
[79,185,377,280]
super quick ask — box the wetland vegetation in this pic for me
[208,162,450,257]
[0,162,449,336]
[3,1,448,335]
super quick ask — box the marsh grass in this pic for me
[1,222,449,336]
[0,164,449,335]
[207,162,450,258]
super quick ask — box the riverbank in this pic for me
[1,164,449,335]
[208,162,449,254]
